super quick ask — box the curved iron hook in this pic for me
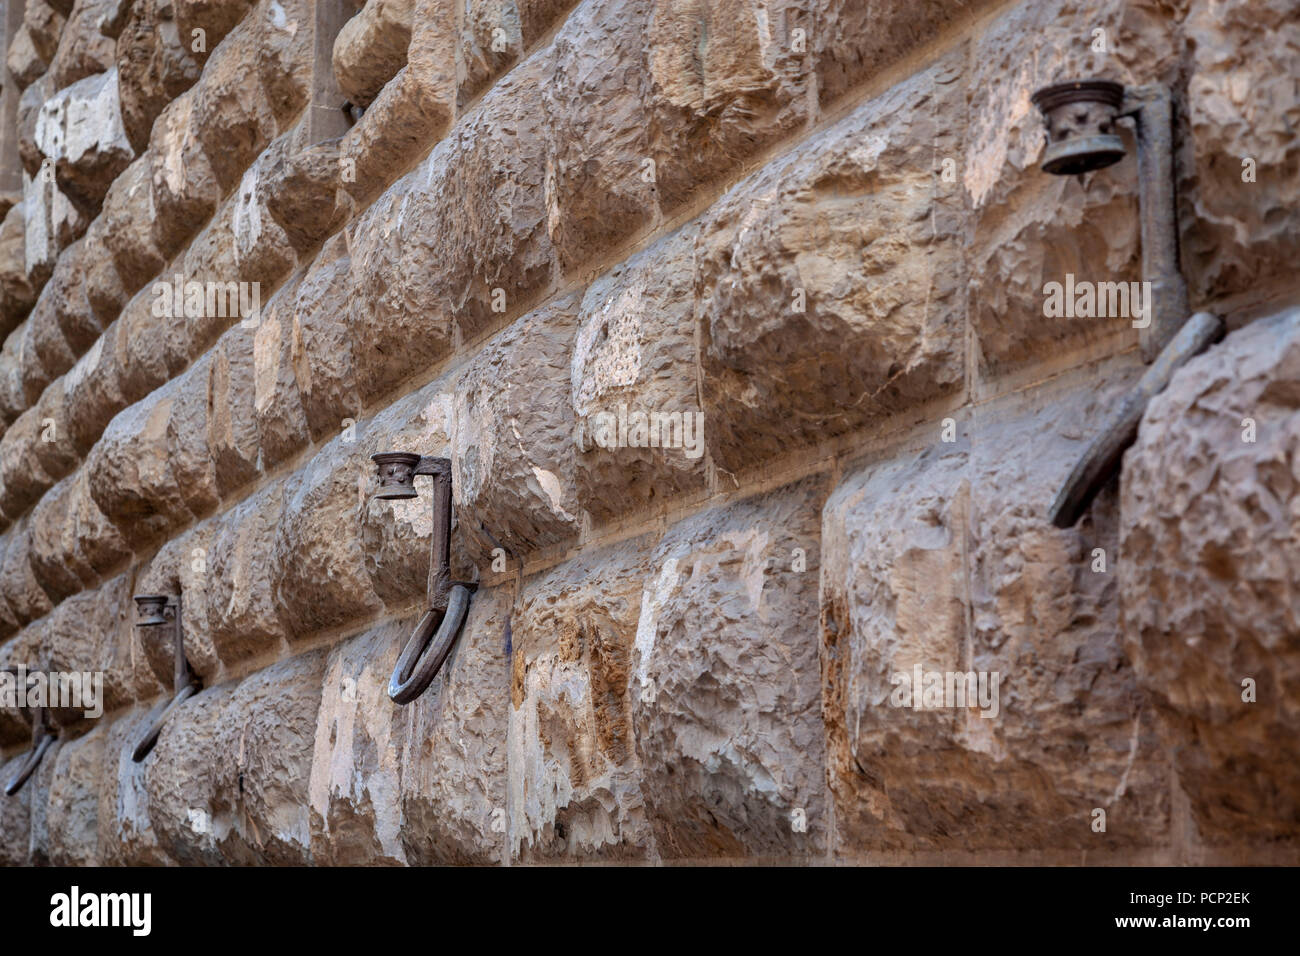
[388,584,471,704]
[371,452,475,705]
[131,683,199,763]
[4,707,54,797]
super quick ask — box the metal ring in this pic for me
[388,585,471,705]
[131,683,199,763]
[4,734,54,796]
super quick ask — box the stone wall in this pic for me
[0,0,1297,864]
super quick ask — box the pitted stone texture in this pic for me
[1182,0,1300,304]
[146,651,326,864]
[697,57,965,475]
[293,234,362,441]
[0,517,54,626]
[96,708,176,865]
[0,752,33,864]
[148,91,222,259]
[310,591,509,865]
[115,0,202,152]
[175,0,255,63]
[273,435,384,636]
[453,296,580,568]
[509,539,656,860]
[634,477,829,859]
[572,227,706,523]
[49,0,126,91]
[45,724,104,864]
[7,25,48,90]
[822,382,1169,855]
[1121,308,1300,845]
[333,0,414,108]
[816,0,993,106]
[207,481,290,664]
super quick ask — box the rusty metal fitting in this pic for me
[3,697,54,797]
[1031,79,1127,176]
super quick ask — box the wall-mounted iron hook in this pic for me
[370,452,474,704]
[131,594,201,762]
[3,669,55,796]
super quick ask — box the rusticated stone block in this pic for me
[45,723,105,865]
[1182,0,1300,304]
[452,296,580,567]
[1122,308,1300,845]
[147,650,327,864]
[822,381,1169,855]
[174,0,255,65]
[249,279,310,469]
[148,90,222,260]
[96,155,163,293]
[273,435,384,635]
[293,233,362,441]
[95,708,176,865]
[7,25,48,91]
[309,590,509,865]
[49,0,125,91]
[509,539,656,860]
[208,323,262,496]
[87,374,211,550]
[0,517,54,626]
[697,57,966,474]
[115,0,202,152]
[207,481,290,664]
[333,0,413,108]
[0,404,58,518]
[816,0,994,107]
[572,226,705,523]
[33,67,135,212]
[634,476,829,859]
[0,750,33,864]
[24,0,66,64]
[64,324,130,456]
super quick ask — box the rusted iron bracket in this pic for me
[3,677,55,797]
[131,594,201,762]
[370,453,474,704]
[1048,312,1225,528]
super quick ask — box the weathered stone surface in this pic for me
[6,25,48,91]
[25,0,67,65]
[293,233,362,440]
[95,708,176,865]
[207,481,290,664]
[261,136,347,253]
[634,476,828,858]
[87,375,205,550]
[1182,0,1300,304]
[572,226,705,522]
[0,751,33,864]
[452,297,580,567]
[133,524,221,685]
[146,651,326,864]
[249,280,310,469]
[148,89,222,259]
[963,0,1185,376]
[273,435,384,635]
[44,723,104,864]
[0,517,54,625]
[823,381,1169,855]
[115,0,202,152]
[96,155,163,291]
[0,205,37,337]
[509,539,655,860]
[1122,308,1300,845]
[48,0,124,90]
[174,0,255,63]
[333,0,414,108]
[309,591,509,865]
[697,57,966,474]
